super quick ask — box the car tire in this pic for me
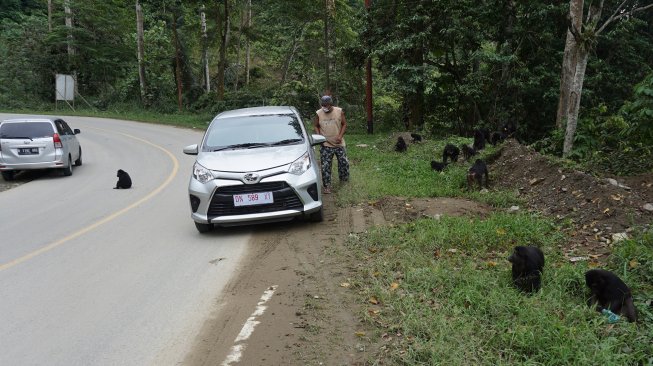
[308,207,324,222]
[74,147,83,166]
[195,221,214,233]
[1,171,15,181]
[62,156,73,176]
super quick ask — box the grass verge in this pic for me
[338,133,652,365]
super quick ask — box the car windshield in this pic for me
[0,122,53,139]
[203,114,304,151]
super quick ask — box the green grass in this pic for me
[335,133,521,208]
[334,133,653,365]
[350,218,652,365]
[1,105,212,129]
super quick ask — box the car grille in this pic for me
[207,181,304,217]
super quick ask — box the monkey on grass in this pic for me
[507,246,545,293]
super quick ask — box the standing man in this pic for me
[314,95,349,194]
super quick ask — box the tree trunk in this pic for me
[217,0,230,100]
[64,0,74,57]
[281,24,306,83]
[172,14,183,111]
[245,0,251,85]
[200,5,210,93]
[48,0,53,32]
[556,0,583,129]
[136,1,147,103]
[323,0,331,93]
[563,47,589,156]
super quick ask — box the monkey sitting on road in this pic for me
[114,169,132,189]
[395,136,408,152]
[508,246,545,293]
[442,143,460,164]
[430,160,448,172]
[467,159,489,190]
[585,269,638,323]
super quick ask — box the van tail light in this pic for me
[53,133,63,148]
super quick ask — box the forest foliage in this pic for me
[0,0,651,173]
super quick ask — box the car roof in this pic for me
[1,118,58,124]
[214,106,297,120]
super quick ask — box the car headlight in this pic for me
[193,162,214,183]
[288,151,311,175]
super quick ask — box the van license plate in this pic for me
[233,192,274,206]
[18,148,39,155]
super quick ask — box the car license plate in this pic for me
[18,147,39,155]
[233,192,274,206]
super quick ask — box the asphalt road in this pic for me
[0,114,250,365]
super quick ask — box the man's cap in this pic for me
[320,95,333,105]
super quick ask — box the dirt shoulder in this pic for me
[184,196,492,366]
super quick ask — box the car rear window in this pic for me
[0,122,54,139]
[203,114,304,150]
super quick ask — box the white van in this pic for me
[0,118,82,180]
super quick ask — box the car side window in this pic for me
[62,121,74,135]
[55,120,66,135]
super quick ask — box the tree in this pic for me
[559,0,653,157]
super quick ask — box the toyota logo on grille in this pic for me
[243,173,259,184]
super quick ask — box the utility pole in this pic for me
[365,0,373,134]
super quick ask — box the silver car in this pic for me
[183,106,326,233]
[0,118,82,180]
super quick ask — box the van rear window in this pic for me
[0,122,54,139]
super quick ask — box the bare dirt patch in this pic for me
[490,139,652,259]
[185,195,490,366]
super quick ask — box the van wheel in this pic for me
[62,157,73,176]
[74,147,83,166]
[1,171,15,181]
[195,222,214,233]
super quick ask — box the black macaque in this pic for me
[585,269,638,323]
[430,160,448,172]
[410,133,423,143]
[461,144,476,160]
[466,159,489,190]
[114,169,132,189]
[473,129,486,151]
[507,246,545,293]
[490,131,507,146]
[395,136,408,152]
[480,127,491,143]
[501,120,518,138]
[442,143,460,164]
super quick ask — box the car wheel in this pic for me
[74,147,83,166]
[62,156,73,176]
[1,171,15,181]
[195,221,214,233]
[308,207,324,222]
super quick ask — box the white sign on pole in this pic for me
[55,74,75,101]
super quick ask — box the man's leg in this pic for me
[335,147,350,182]
[320,146,335,191]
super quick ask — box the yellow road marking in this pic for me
[0,127,180,272]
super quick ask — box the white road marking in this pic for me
[222,285,278,366]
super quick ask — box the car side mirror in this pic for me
[74,129,81,134]
[183,144,199,155]
[311,134,326,146]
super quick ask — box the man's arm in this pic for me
[337,111,347,142]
